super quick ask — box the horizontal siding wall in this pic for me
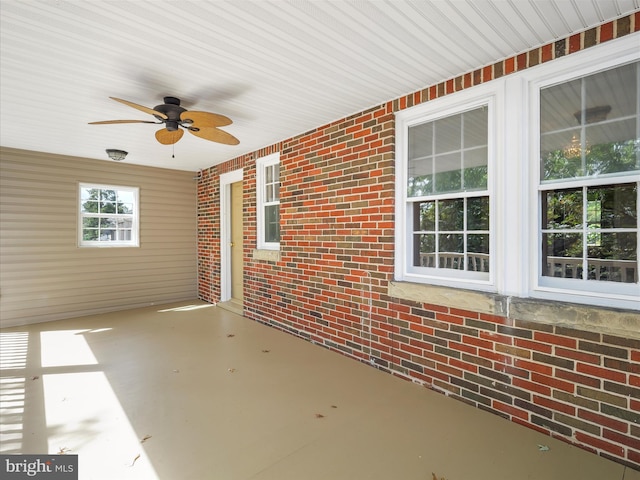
[197,15,640,470]
[1,147,197,327]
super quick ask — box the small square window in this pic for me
[79,184,139,247]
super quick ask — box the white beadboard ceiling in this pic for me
[1,0,638,172]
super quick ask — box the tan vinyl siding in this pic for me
[0,147,197,327]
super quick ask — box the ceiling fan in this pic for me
[89,96,239,145]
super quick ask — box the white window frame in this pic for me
[256,152,280,250]
[395,35,639,311]
[395,83,501,293]
[525,37,640,310]
[78,183,139,248]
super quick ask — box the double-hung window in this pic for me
[79,183,139,247]
[396,36,638,311]
[256,153,280,250]
[536,61,639,301]
[396,89,496,290]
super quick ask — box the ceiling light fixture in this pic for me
[106,149,128,161]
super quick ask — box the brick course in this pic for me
[198,14,640,469]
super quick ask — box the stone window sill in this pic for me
[388,281,640,340]
[252,249,281,262]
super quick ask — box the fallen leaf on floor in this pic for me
[315,413,325,418]
[537,444,550,451]
[262,349,270,353]
[140,435,152,443]
[130,454,140,467]
[57,447,71,455]
[31,376,39,381]
[331,405,337,408]
[228,368,236,373]
[227,334,235,338]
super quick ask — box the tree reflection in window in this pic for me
[541,184,637,282]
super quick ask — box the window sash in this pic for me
[540,182,638,284]
[410,193,490,274]
[408,106,488,196]
[540,62,639,183]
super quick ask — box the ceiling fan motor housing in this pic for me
[154,97,187,131]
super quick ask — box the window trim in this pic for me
[525,38,640,310]
[395,83,500,292]
[78,183,139,248]
[256,152,280,251]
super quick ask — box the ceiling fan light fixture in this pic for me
[106,149,128,161]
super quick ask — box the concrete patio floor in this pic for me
[1,300,637,479]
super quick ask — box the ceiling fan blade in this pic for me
[155,128,184,145]
[189,126,239,145]
[181,111,232,127]
[110,97,168,120]
[89,120,159,125]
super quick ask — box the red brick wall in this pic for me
[197,166,219,303]
[198,14,640,469]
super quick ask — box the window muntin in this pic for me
[538,62,639,291]
[257,153,280,249]
[79,184,139,247]
[406,106,490,280]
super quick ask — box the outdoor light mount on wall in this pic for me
[106,149,128,161]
